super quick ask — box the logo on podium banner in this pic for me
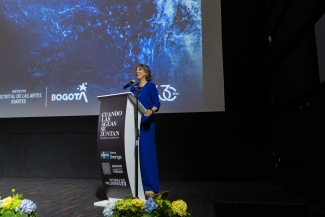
[102,162,112,175]
[105,178,127,186]
[100,151,110,159]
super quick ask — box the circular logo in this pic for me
[157,85,179,101]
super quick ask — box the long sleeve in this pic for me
[149,82,160,111]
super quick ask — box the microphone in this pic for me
[123,79,135,89]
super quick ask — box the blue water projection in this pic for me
[0,0,202,106]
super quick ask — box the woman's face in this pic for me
[135,66,147,81]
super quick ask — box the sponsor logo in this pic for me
[100,151,122,160]
[112,164,123,174]
[105,178,127,186]
[110,151,122,160]
[100,151,110,159]
[157,84,179,101]
[102,162,112,175]
[0,89,42,105]
[51,82,88,103]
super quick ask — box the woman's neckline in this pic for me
[138,81,147,87]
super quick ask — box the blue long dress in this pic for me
[130,81,161,193]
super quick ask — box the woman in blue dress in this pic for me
[130,64,160,199]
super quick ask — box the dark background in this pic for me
[1,0,325,213]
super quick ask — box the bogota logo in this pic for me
[51,82,88,103]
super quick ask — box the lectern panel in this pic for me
[97,94,132,199]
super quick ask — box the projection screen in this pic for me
[0,0,224,117]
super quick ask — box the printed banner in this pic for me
[97,94,132,199]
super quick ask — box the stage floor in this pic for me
[0,178,324,217]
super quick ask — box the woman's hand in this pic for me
[144,109,154,116]
[144,107,156,116]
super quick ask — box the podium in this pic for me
[94,92,146,207]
